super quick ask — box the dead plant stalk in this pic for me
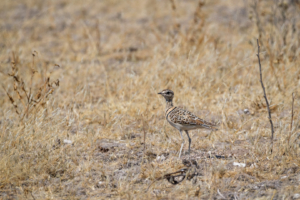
[256,39,275,153]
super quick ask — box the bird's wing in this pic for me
[168,107,217,129]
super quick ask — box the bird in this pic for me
[158,89,217,158]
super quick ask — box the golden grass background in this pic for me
[1,0,300,199]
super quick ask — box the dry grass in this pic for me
[1,0,300,199]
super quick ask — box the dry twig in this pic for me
[3,53,60,121]
[256,39,275,153]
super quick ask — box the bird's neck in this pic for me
[165,99,174,111]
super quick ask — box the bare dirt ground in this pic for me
[1,0,300,199]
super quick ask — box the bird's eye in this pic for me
[166,92,170,95]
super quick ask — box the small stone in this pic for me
[293,194,300,199]
[156,156,161,161]
[243,109,250,115]
[233,162,246,167]
[63,139,72,144]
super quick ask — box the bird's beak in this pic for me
[158,92,162,95]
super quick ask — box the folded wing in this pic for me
[169,107,217,130]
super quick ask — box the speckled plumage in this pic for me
[158,89,217,158]
[167,107,216,130]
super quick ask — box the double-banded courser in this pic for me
[158,89,217,158]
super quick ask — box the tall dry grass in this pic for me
[0,0,300,199]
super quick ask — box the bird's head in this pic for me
[158,89,174,101]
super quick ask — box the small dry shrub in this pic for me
[3,52,59,121]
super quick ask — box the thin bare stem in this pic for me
[256,39,275,153]
[2,85,19,115]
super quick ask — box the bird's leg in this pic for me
[185,130,191,159]
[179,130,185,158]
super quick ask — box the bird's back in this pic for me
[166,107,216,130]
